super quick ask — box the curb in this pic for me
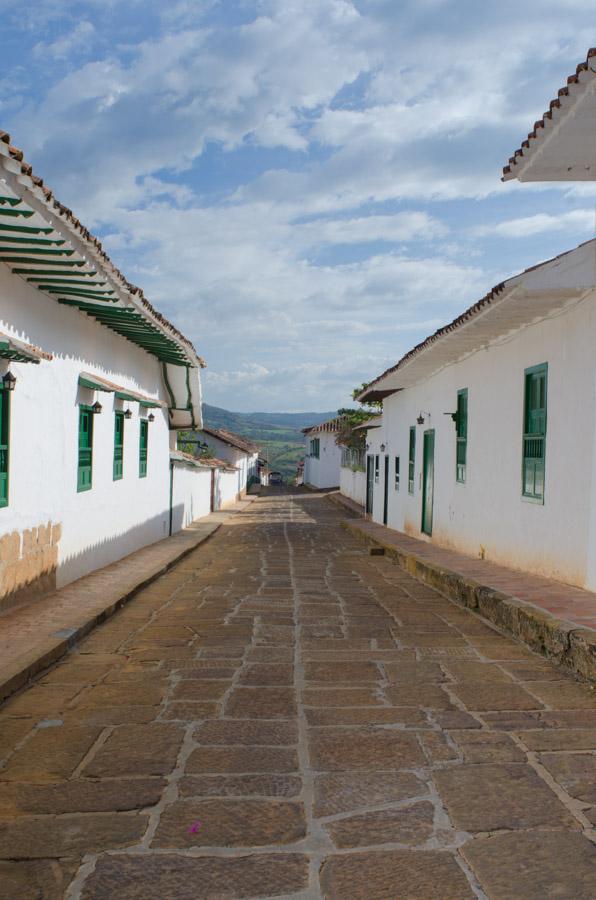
[342,519,596,682]
[0,497,257,704]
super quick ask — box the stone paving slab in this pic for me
[0,498,255,703]
[1,488,595,898]
[341,509,596,680]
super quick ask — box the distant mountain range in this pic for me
[202,404,337,479]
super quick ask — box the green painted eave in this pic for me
[0,340,41,364]
[59,299,190,365]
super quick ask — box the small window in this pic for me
[77,405,93,492]
[113,412,124,481]
[408,427,415,494]
[310,437,320,458]
[139,419,148,478]
[523,363,547,501]
[0,385,10,507]
[394,456,400,491]
[456,389,468,483]
[374,454,380,483]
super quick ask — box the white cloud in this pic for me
[5,0,596,409]
[472,209,594,238]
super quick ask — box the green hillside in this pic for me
[202,404,336,481]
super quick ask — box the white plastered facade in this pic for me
[365,240,596,591]
[304,431,342,489]
[0,263,209,598]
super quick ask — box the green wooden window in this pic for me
[113,412,124,481]
[139,419,148,478]
[408,427,415,493]
[77,405,93,492]
[0,386,10,507]
[394,456,400,491]
[456,388,468,483]
[374,454,379,483]
[522,363,547,501]
[310,437,320,458]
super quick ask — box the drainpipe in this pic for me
[169,458,174,536]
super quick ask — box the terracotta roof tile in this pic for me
[503,48,596,179]
[201,426,259,454]
[358,239,594,401]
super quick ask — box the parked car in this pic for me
[269,471,283,485]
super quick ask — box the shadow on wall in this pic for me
[57,503,187,590]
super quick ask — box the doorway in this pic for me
[421,430,435,536]
[383,455,389,525]
[366,454,374,516]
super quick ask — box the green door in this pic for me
[113,412,124,480]
[77,406,93,492]
[0,388,9,507]
[139,419,148,477]
[421,429,435,536]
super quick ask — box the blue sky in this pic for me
[1,1,595,411]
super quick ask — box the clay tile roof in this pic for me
[0,128,204,366]
[358,238,594,402]
[302,415,348,435]
[503,48,596,180]
[201,426,259,454]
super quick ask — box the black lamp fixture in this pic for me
[124,408,133,420]
[416,411,430,425]
[91,400,103,415]
[380,443,386,452]
[148,413,155,423]
[2,370,16,392]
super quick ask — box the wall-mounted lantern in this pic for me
[2,371,16,392]
[148,413,155,422]
[380,443,386,452]
[91,401,103,415]
[124,408,133,420]
[416,411,430,425]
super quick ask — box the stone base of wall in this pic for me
[0,522,60,613]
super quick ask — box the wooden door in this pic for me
[421,430,435,536]
[383,455,389,525]
[366,454,374,516]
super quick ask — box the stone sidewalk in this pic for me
[0,489,595,898]
[0,497,255,703]
[330,493,596,681]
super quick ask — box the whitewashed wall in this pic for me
[0,264,202,592]
[304,432,342,489]
[214,468,240,510]
[200,433,258,495]
[171,461,212,529]
[368,288,596,590]
[340,466,366,507]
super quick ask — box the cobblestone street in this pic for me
[1,489,596,899]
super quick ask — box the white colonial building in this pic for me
[197,427,259,498]
[0,129,214,610]
[302,417,343,489]
[360,239,596,591]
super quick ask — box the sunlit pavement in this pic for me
[1,489,595,899]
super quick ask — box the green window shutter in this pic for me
[0,387,10,507]
[139,419,148,478]
[374,454,379,482]
[394,456,400,491]
[310,437,320,458]
[113,412,124,480]
[77,406,93,492]
[522,363,547,501]
[456,388,468,483]
[408,427,416,494]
